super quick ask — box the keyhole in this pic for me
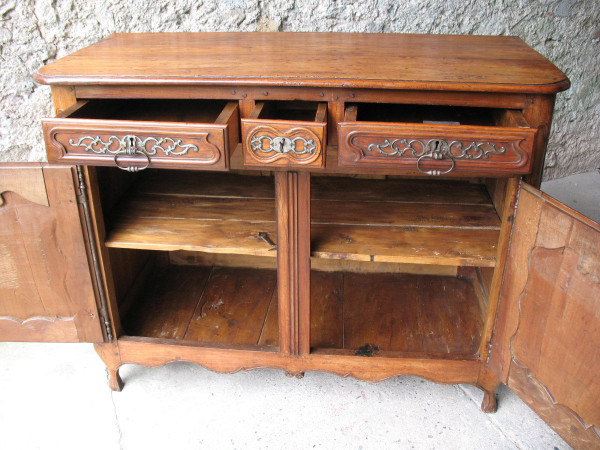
[279,139,285,152]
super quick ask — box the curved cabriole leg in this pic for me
[94,343,124,392]
[108,367,124,392]
[477,368,500,413]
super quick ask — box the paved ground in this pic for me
[2,172,597,449]
[0,343,567,449]
[541,170,600,223]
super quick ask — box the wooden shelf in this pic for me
[105,171,500,267]
[122,264,482,357]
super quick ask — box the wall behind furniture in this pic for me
[1,0,598,180]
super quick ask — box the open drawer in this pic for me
[338,104,537,177]
[42,99,239,172]
[241,101,327,168]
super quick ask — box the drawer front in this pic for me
[42,102,239,172]
[242,120,326,168]
[338,122,537,176]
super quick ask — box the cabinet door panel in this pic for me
[489,182,600,448]
[0,164,103,342]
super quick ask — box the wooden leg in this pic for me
[107,367,124,392]
[477,367,500,413]
[94,343,124,392]
[285,371,305,379]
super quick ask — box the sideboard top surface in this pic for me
[35,32,569,94]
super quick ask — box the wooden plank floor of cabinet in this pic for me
[123,265,278,347]
[105,173,500,267]
[122,265,481,357]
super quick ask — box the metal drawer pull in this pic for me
[367,138,507,176]
[251,135,316,155]
[68,134,200,172]
[417,152,455,176]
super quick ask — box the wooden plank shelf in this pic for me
[105,171,501,267]
[123,265,482,358]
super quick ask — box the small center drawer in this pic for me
[338,104,537,177]
[43,99,239,172]
[241,101,327,168]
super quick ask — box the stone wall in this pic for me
[1,0,598,180]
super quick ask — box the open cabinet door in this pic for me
[0,164,104,342]
[488,182,599,448]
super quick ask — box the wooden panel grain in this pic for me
[0,166,102,342]
[343,273,422,353]
[169,251,458,276]
[0,165,48,207]
[105,172,498,266]
[123,265,211,340]
[76,85,528,110]
[341,273,481,356]
[275,171,311,355]
[488,185,600,448]
[106,216,279,255]
[258,289,279,347]
[419,276,482,354]
[184,267,277,345]
[35,33,568,93]
[311,224,498,267]
[309,271,344,349]
[117,335,481,384]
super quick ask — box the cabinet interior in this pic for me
[95,167,501,359]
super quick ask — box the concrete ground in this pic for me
[0,343,568,449]
[541,170,600,223]
[2,172,597,450]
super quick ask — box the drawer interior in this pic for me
[65,99,230,124]
[250,101,327,123]
[347,103,530,128]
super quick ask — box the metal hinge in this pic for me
[76,166,114,342]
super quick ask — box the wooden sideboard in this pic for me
[0,33,598,448]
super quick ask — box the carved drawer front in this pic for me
[43,100,239,172]
[338,104,537,177]
[242,102,327,168]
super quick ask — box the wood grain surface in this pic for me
[121,264,481,358]
[35,33,569,93]
[488,184,600,448]
[0,165,102,342]
[104,172,499,266]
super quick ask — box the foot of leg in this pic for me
[285,371,304,379]
[481,389,497,413]
[477,367,499,413]
[108,367,124,392]
[94,343,124,392]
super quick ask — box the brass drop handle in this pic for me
[114,135,151,172]
[416,139,455,176]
